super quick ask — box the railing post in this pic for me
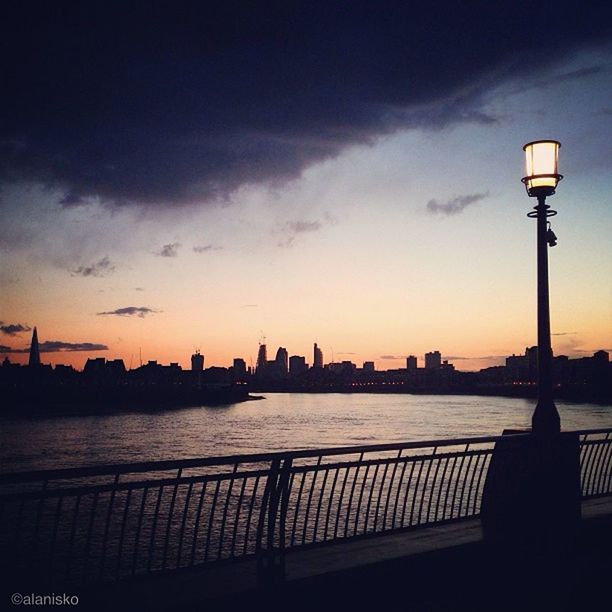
[256,456,292,588]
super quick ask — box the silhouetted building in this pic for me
[28,327,40,367]
[363,361,375,372]
[289,355,308,376]
[203,366,229,386]
[84,357,106,375]
[526,346,538,381]
[425,351,441,369]
[191,351,204,372]
[231,358,247,382]
[313,343,323,369]
[275,347,288,375]
[327,361,356,375]
[256,343,267,374]
[191,350,204,388]
[406,355,417,371]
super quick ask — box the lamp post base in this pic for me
[532,397,561,436]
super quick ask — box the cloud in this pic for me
[97,306,159,318]
[0,341,108,353]
[380,355,405,360]
[508,64,606,96]
[242,304,258,308]
[445,355,505,361]
[552,332,577,336]
[426,193,488,216]
[39,341,108,352]
[193,244,222,253]
[157,243,181,257]
[72,256,115,277]
[278,220,323,248]
[0,323,31,336]
[2,3,610,208]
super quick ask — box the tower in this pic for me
[275,347,288,375]
[28,327,40,367]
[313,343,323,368]
[256,343,267,373]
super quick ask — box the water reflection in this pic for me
[1,393,610,472]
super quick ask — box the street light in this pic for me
[522,140,562,435]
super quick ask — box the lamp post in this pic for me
[522,140,562,436]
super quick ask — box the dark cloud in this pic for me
[1,2,610,208]
[426,193,488,216]
[552,332,577,336]
[72,256,115,277]
[157,243,181,257]
[97,306,159,318]
[278,220,322,248]
[509,64,606,95]
[445,355,504,361]
[193,244,222,253]
[40,341,108,352]
[0,341,108,353]
[0,323,31,336]
[380,355,405,360]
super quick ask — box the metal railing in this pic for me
[0,428,610,585]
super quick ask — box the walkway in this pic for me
[86,496,612,611]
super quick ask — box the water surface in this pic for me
[1,393,610,472]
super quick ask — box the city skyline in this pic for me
[1,4,611,374]
[1,325,609,374]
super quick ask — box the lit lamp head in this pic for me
[522,140,562,197]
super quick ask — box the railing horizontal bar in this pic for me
[288,448,493,475]
[0,469,270,502]
[580,439,612,447]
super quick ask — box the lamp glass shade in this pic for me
[523,140,561,193]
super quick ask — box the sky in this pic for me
[1,1,611,372]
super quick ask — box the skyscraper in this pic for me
[406,355,417,371]
[313,343,323,368]
[256,343,267,373]
[191,350,204,372]
[28,327,40,367]
[275,347,288,375]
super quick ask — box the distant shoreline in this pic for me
[1,388,609,419]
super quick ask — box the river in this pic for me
[1,393,611,472]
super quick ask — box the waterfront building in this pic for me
[425,351,442,369]
[191,351,204,372]
[313,343,323,369]
[363,361,375,372]
[232,358,247,382]
[289,355,308,376]
[191,350,204,388]
[275,347,289,375]
[256,343,267,373]
[406,355,417,371]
